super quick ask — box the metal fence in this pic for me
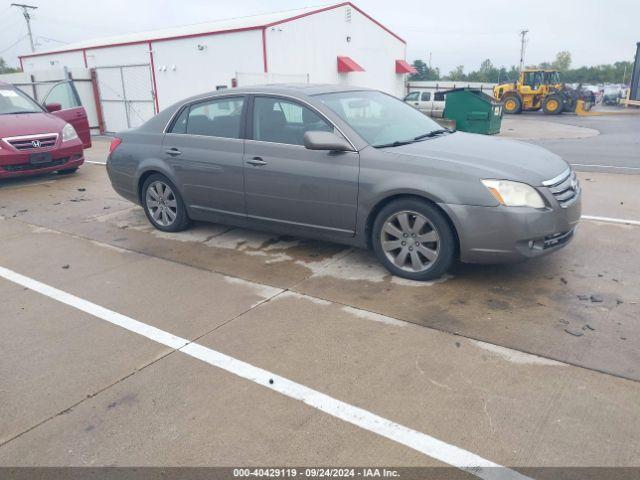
[94,64,157,133]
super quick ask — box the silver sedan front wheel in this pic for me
[380,210,440,273]
[145,180,178,227]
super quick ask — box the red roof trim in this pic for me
[395,59,416,74]
[345,3,406,44]
[264,2,405,44]
[337,56,365,73]
[19,2,405,60]
[18,26,263,59]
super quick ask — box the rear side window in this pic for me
[434,92,445,102]
[169,97,245,139]
[169,107,189,134]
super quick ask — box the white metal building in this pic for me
[18,2,414,133]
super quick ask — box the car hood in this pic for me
[0,112,66,138]
[382,131,569,186]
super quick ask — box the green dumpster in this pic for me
[443,88,503,135]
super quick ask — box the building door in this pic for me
[95,64,156,133]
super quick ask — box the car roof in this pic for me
[181,83,370,105]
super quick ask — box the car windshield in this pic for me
[315,90,445,148]
[0,86,43,115]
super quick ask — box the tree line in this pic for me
[410,51,634,85]
[0,58,20,74]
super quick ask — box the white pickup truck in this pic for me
[403,90,447,117]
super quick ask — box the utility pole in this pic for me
[11,3,38,53]
[519,29,528,72]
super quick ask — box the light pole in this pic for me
[519,29,528,72]
[11,3,38,53]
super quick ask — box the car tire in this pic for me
[141,173,191,232]
[502,95,522,114]
[56,167,79,174]
[372,198,456,281]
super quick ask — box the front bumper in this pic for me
[0,142,84,179]
[441,190,582,264]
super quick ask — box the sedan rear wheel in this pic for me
[372,199,455,281]
[142,174,190,232]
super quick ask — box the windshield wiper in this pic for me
[374,128,452,149]
[373,139,416,148]
[413,129,451,141]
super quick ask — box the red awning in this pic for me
[395,59,417,74]
[337,56,365,73]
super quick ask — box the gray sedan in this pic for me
[106,84,581,281]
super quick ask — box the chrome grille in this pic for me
[543,168,580,208]
[4,133,58,151]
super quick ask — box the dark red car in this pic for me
[0,81,91,179]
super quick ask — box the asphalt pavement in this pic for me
[522,111,640,174]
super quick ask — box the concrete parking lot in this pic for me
[1,114,639,479]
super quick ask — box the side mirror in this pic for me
[45,103,62,112]
[303,131,352,152]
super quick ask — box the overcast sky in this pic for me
[1,0,638,73]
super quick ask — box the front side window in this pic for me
[44,82,80,110]
[170,97,244,138]
[316,90,442,147]
[421,92,431,102]
[0,87,43,115]
[404,92,419,101]
[252,96,332,146]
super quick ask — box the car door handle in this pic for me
[165,148,182,156]
[246,157,267,166]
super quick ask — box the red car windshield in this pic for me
[0,86,43,115]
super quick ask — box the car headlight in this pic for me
[481,179,545,208]
[61,123,78,142]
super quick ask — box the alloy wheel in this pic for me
[146,181,178,227]
[380,210,440,273]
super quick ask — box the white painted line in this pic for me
[0,265,529,480]
[86,160,106,165]
[571,163,640,171]
[582,215,640,227]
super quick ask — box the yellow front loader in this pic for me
[493,69,588,115]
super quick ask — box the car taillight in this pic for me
[109,137,122,154]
